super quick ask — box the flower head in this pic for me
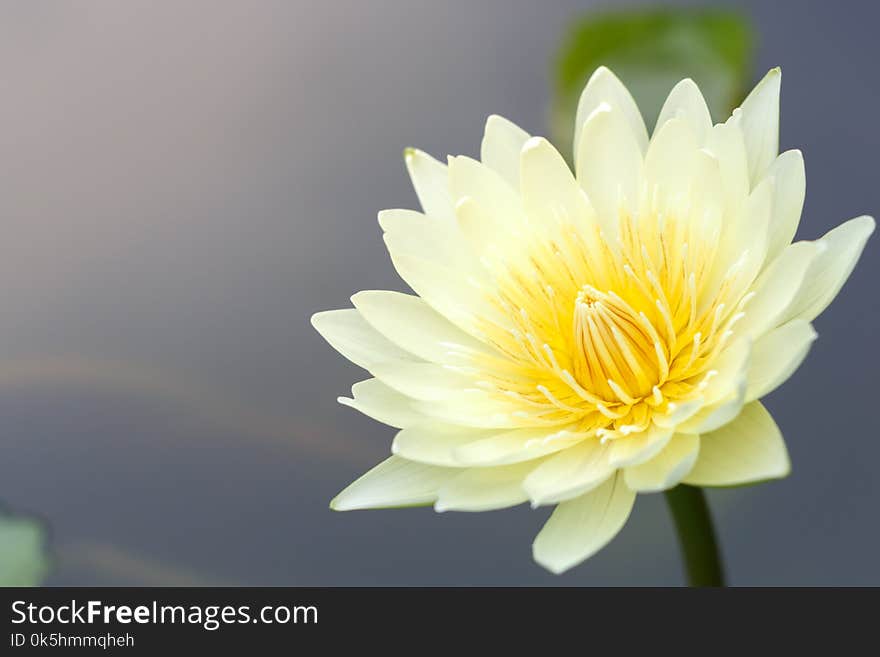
[312,67,873,574]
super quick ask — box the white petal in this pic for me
[655,78,712,144]
[704,120,750,214]
[764,150,806,261]
[404,148,454,222]
[389,252,504,335]
[745,320,817,402]
[330,456,457,511]
[678,338,750,434]
[520,136,596,235]
[352,290,492,364]
[779,215,875,323]
[311,309,415,371]
[523,439,614,506]
[379,208,482,278]
[455,195,506,256]
[370,361,474,401]
[608,425,674,468]
[735,68,781,186]
[683,401,789,486]
[705,176,773,304]
[736,241,819,339]
[532,473,635,574]
[576,103,644,238]
[574,66,648,156]
[644,117,700,210]
[392,423,490,466]
[435,462,534,512]
[448,155,527,226]
[624,433,700,492]
[452,426,586,467]
[653,397,704,428]
[339,379,423,428]
[480,114,531,189]
[412,389,528,429]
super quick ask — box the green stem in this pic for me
[664,485,725,587]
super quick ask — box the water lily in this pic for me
[312,67,873,577]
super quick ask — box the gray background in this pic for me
[0,0,876,586]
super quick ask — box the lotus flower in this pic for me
[312,67,873,574]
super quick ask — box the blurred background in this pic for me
[0,0,877,586]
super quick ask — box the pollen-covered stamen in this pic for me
[572,285,663,403]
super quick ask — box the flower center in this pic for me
[572,285,664,405]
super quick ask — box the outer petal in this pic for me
[607,424,674,468]
[532,473,635,574]
[643,117,701,210]
[683,401,790,486]
[448,155,527,226]
[574,66,648,156]
[520,136,596,235]
[311,309,415,371]
[379,209,483,279]
[735,68,781,186]
[764,150,806,261]
[392,423,491,466]
[745,320,817,402]
[404,148,455,222]
[704,120,750,214]
[451,426,586,467]
[778,215,875,323]
[677,338,750,434]
[654,78,712,144]
[339,379,423,429]
[705,176,773,305]
[330,456,456,510]
[624,433,700,492]
[370,361,474,401]
[352,290,492,365]
[435,461,535,512]
[736,241,819,339]
[388,252,504,335]
[523,440,613,506]
[480,114,531,189]
[576,103,644,237]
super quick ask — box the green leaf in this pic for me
[551,8,754,160]
[0,509,51,587]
